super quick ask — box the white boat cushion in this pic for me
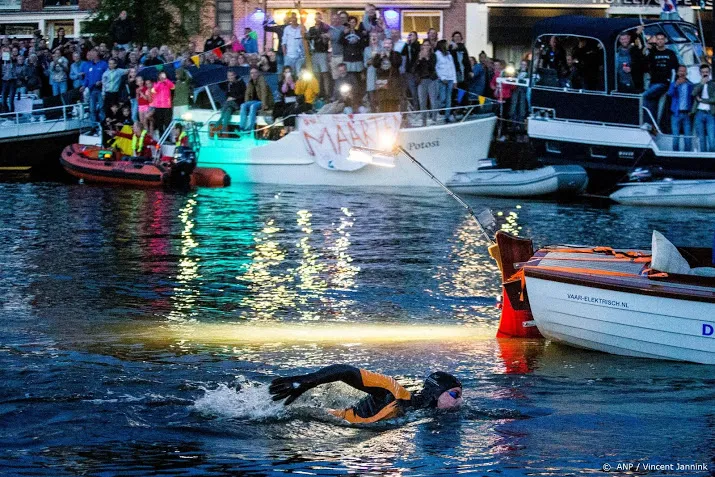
[651,230,691,275]
[691,267,715,277]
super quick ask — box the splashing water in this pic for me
[194,383,287,421]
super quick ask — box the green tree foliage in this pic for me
[84,0,209,47]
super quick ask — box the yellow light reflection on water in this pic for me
[238,218,299,320]
[168,196,201,321]
[296,209,327,295]
[147,322,494,345]
[436,215,498,299]
[329,207,360,291]
[236,207,360,321]
[498,207,522,236]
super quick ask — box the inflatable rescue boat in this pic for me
[60,144,230,188]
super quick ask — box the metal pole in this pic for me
[397,145,495,244]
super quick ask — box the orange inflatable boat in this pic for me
[59,144,230,188]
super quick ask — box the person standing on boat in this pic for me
[339,16,366,79]
[435,40,457,123]
[691,64,715,153]
[668,65,694,152]
[240,67,274,133]
[364,31,383,112]
[449,32,472,94]
[218,70,246,134]
[264,13,295,74]
[307,12,332,100]
[616,32,644,93]
[373,38,403,113]
[151,71,174,135]
[282,14,306,79]
[643,32,678,127]
[416,43,439,125]
[270,364,463,424]
[401,31,421,111]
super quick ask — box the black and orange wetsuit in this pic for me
[299,364,412,424]
[271,365,463,423]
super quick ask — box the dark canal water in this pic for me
[1,182,714,476]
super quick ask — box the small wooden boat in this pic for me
[610,179,715,208]
[60,144,230,188]
[446,165,588,197]
[491,231,715,364]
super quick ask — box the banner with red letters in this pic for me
[299,113,402,171]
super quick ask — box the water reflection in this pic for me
[168,196,200,322]
[328,207,360,293]
[3,183,714,476]
[238,218,298,320]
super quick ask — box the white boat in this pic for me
[610,179,715,207]
[446,164,588,197]
[492,231,715,364]
[0,102,94,174]
[186,107,496,187]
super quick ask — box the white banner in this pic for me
[299,113,402,172]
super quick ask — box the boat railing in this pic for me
[0,102,92,138]
[184,100,497,140]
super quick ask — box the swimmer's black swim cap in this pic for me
[414,372,462,408]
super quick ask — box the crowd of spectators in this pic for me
[0,5,520,143]
[209,4,517,134]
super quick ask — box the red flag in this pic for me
[212,47,223,59]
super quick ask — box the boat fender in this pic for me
[191,167,231,188]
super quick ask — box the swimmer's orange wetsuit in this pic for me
[291,364,412,424]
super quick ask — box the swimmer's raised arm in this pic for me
[269,364,407,405]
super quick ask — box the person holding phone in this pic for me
[48,49,69,96]
[358,4,384,36]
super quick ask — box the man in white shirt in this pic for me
[282,15,305,75]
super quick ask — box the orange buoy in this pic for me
[191,167,231,187]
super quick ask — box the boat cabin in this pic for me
[529,15,706,128]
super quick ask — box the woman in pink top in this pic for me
[151,71,175,134]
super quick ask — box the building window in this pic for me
[0,0,20,10]
[43,0,78,7]
[47,21,75,38]
[0,23,37,36]
[401,10,442,40]
[216,0,233,35]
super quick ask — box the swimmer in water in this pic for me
[269,364,463,424]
